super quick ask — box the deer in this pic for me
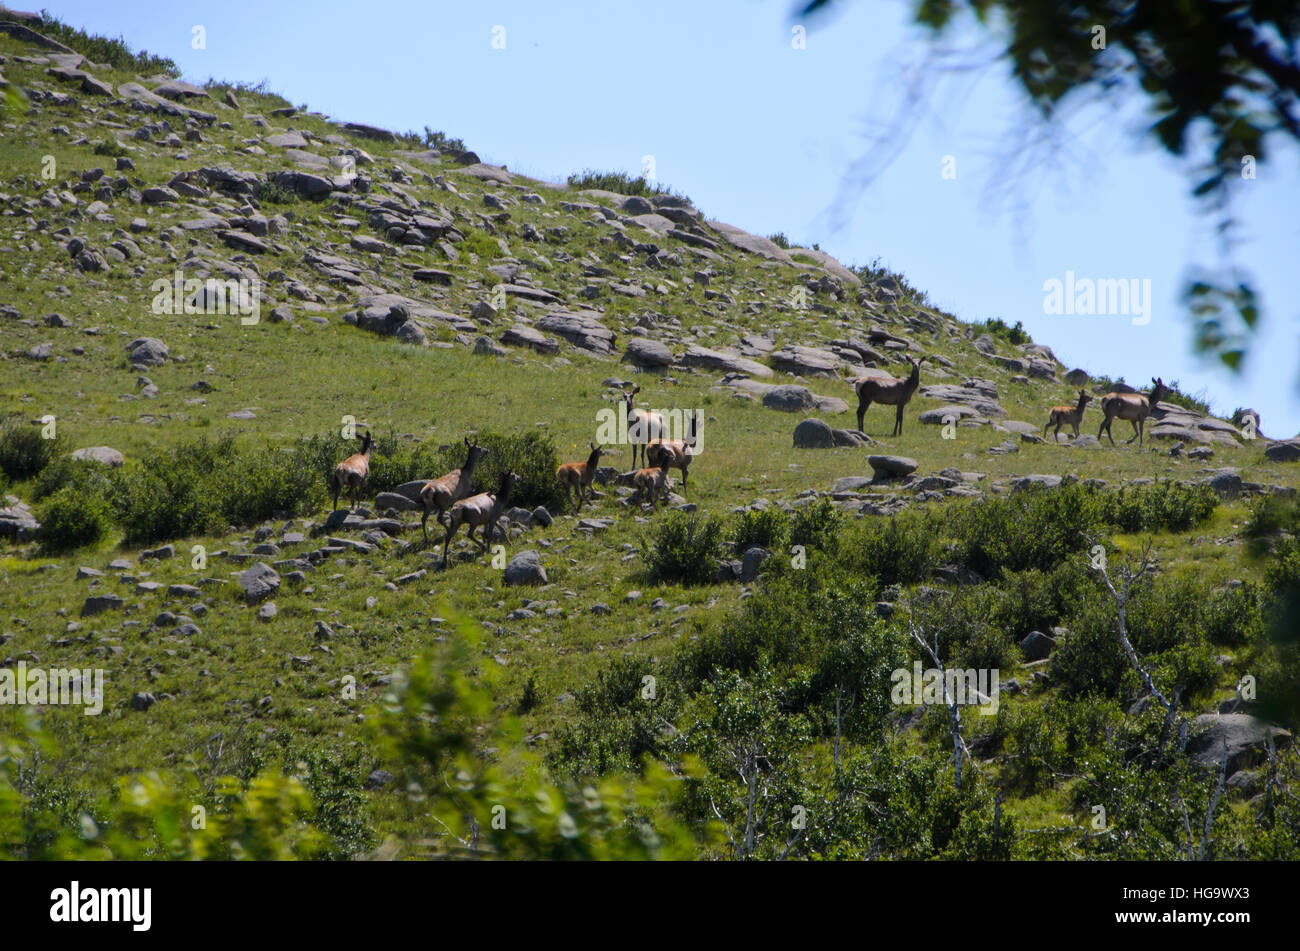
[623,384,666,468]
[330,430,373,512]
[631,465,671,507]
[1098,377,1170,447]
[418,437,489,542]
[854,356,926,436]
[646,410,698,487]
[440,468,521,568]
[556,443,608,513]
[1043,389,1093,442]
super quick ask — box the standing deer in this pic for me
[556,443,608,513]
[646,411,698,487]
[330,430,373,512]
[854,356,926,436]
[419,438,488,542]
[441,468,521,568]
[623,385,666,468]
[1043,389,1093,442]
[631,465,671,507]
[1098,377,1169,447]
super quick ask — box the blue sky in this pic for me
[48,0,1300,434]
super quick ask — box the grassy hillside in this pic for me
[1,11,1298,860]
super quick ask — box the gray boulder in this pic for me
[504,550,547,586]
[739,546,770,583]
[623,337,674,368]
[1186,714,1292,775]
[126,337,169,366]
[868,455,918,479]
[793,418,835,449]
[238,562,280,603]
[762,385,816,413]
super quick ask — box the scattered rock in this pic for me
[504,550,547,586]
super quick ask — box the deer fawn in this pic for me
[556,443,608,513]
[631,465,670,507]
[646,410,698,487]
[1044,389,1093,442]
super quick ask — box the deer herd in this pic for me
[331,373,1178,568]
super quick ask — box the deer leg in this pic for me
[442,521,458,568]
[421,506,429,543]
[1125,419,1140,444]
[681,459,688,487]
[1100,417,1114,446]
[857,399,870,434]
[331,479,339,513]
[894,403,903,437]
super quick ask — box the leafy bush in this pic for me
[850,257,932,308]
[114,436,328,544]
[838,510,941,586]
[565,169,690,204]
[471,431,563,511]
[790,497,843,552]
[731,507,789,554]
[30,455,112,503]
[1006,704,1068,791]
[948,483,1105,578]
[972,317,1030,346]
[0,415,61,481]
[37,487,111,552]
[36,14,180,76]
[254,180,299,206]
[552,656,676,777]
[1245,494,1300,541]
[767,232,791,249]
[91,139,127,157]
[641,512,724,585]
[1051,597,1130,699]
[1100,481,1218,533]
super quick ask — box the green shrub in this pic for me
[790,497,843,552]
[972,317,1029,346]
[1006,704,1068,791]
[839,510,940,586]
[31,456,112,502]
[115,436,327,544]
[641,512,724,585]
[731,507,789,554]
[1100,480,1218,533]
[767,232,791,249]
[551,656,675,777]
[91,139,127,157]
[1051,597,1130,699]
[36,487,112,552]
[36,14,180,76]
[565,169,690,204]
[472,431,563,511]
[949,483,1105,578]
[1245,495,1300,540]
[0,415,61,481]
